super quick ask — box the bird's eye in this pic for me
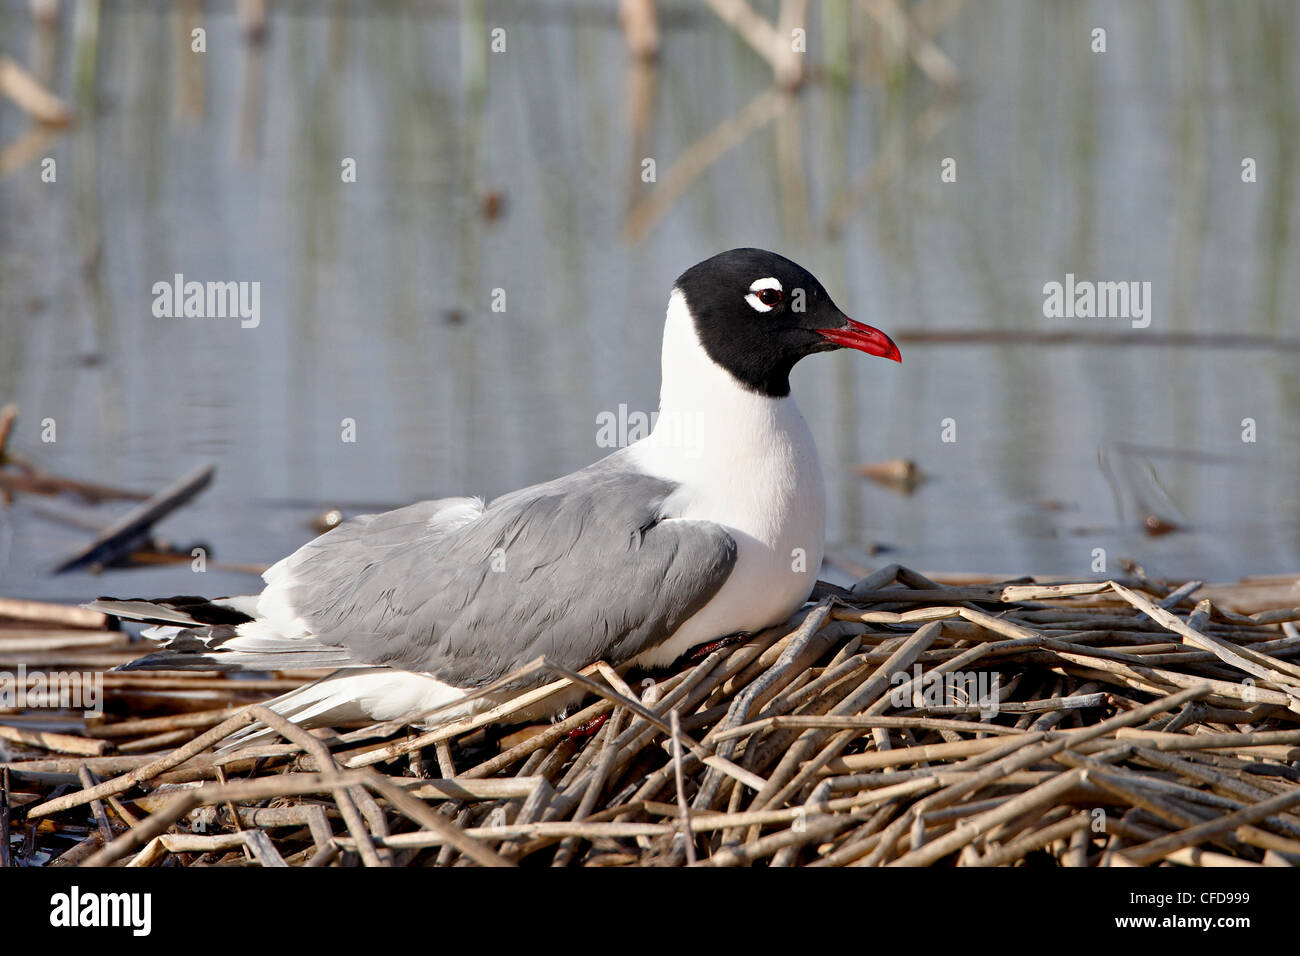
[745,277,783,313]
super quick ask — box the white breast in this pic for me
[627,291,826,667]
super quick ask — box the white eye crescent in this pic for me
[745,277,783,313]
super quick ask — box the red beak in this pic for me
[815,318,902,363]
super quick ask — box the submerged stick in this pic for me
[55,464,216,573]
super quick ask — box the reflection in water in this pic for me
[0,1,1297,603]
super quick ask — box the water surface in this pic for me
[1,0,1297,603]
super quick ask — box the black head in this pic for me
[674,248,900,397]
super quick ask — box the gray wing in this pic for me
[263,454,737,688]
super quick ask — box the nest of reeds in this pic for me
[3,564,1300,867]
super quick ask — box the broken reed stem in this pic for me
[670,708,696,865]
[26,708,260,818]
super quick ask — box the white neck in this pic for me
[625,290,827,663]
[628,292,826,545]
[635,291,782,464]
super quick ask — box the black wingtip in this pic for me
[115,652,225,673]
[93,595,255,627]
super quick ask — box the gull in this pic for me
[94,248,900,745]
